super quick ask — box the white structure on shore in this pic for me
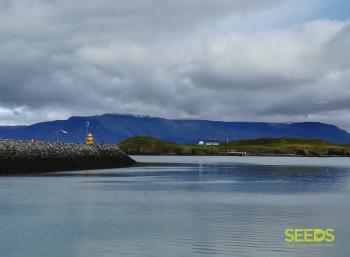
[198,139,220,146]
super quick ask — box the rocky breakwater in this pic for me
[0,140,136,175]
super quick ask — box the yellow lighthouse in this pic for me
[86,132,94,145]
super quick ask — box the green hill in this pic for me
[219,138,349,156]
[119,136,350,156]
[118,136,217,155]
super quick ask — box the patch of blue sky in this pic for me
[210,0,349,36]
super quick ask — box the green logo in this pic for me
[284,228,334,246]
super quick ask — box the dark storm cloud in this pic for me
[1,0,350,129]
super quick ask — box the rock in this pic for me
[295,149,310,156]
[0,140,136,175]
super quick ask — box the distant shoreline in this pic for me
[130,153,349,157]
[119,136,350,157]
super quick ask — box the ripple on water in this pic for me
[0,157,349,257]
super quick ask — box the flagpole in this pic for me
[85,122,89,138]
[57,130,69,143]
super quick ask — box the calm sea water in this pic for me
[0,156,350,257]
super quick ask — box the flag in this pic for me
[59,130,69,134]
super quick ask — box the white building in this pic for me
[205,140,220,146]
[198,139,220,146]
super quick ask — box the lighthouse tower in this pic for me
[86,132,94,145]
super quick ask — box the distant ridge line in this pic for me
[0,113,349,144]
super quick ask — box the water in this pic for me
[0,156,349,257]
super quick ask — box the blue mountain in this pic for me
[0,114,350,144]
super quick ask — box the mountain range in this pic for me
[0,114,350,144]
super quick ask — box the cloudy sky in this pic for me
[1,0,350,128]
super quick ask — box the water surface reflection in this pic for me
[0,156,349,257]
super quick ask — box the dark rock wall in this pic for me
[0,140,136,174]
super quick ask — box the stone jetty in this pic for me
[0,140,136,175]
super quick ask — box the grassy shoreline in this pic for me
[119,136,350,157]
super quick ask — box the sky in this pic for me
[1,0,350,129]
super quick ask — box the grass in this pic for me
[118,136,350,156]
[118,136,217,155]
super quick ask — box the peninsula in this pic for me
[0,140,135,175]
[119,136,350,156]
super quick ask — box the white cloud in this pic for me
[0,0,350,129]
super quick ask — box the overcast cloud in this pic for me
[1,0,350,129]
